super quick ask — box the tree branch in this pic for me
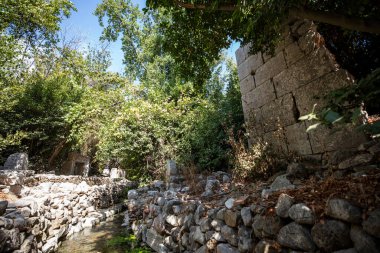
[174,0,235,11]
[289,7,380,34]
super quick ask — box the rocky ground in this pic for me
[124,140,380,253]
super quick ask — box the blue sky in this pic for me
[61,0,239,73]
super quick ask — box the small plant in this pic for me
[228,131,280,182]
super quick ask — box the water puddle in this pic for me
[58,215,150,253]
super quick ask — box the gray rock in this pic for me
[166,160,177,176]
[225,198,235,209]
[287,162,308,178]
[211,219,224,231]
[166,214,180,227]
[224,209,241,227]
[146,228,165,252]
[127,190,138,200]
[241,207,253,226]
[199,217,212,232]
[338,153,374,169]
[216,243,239,253]
[195,245,207,253]
[275,193,294,218]
[189,226,205,245]
[0,230,7,252]
[326,198,362,223]
[255,239,280,253]
[253,214,282,238]
[270,174,295,191]
[288,203,315,224]
[216,208,226,220]
[363,209,380,238]
[238,226,254,252]
[0,200,7,215]
[194,204,206,225]
[4,153,28,170]
[110,168,125,179]
[277,222,315,251]
[311,220,351,251]
[221,225,238,246]
[350,225,379,253]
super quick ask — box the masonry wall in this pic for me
[235,20,368,161]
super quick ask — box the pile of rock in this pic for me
[125,184,380,253]
[0,176,131,252]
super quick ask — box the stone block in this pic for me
[263,130,288,155]
[295,69,354,116]
[235,47,246,66]
[307,124,368,154]
[273,47,338,97]
[245,108,264,137]
[284,42,305,66]
[4,153,28,170]
[285,122,313,155]
[239,74,255,95]
[260,93,297,132]
[238,52,263,80]
[247,79,276,109]
[255,51,287,86]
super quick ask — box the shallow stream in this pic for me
[57,215,148,253]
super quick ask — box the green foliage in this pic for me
[299,68,380,136]
[106,234,151,252]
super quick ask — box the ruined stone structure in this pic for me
[60,152,90,176]
[236,20,368,161]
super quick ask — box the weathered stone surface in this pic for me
[311,220,352,252]
[0,200,8,215]
[189,226,205,245]
[4,153,28,170]
[273,47,336,97]
[238,226,254,252]
[146,228,166,252]
[350,225,379,253]
[240,207,252,226]
[221,225,238,246]
[216,243,239,253]
[338,153,374,170]
[287,162,308,179]
[238,53,263,80]
[262,130,288,155]
[252,214,282,238]
[224,210,240,227]
[288,203,315,224]
[284,42,305,66]
[285,122,313,155]
[277,222,315,251]
[246,79,276,109]
[270,174,295,191]
[275,193,294,218]
[255,239,281,253]
[255,51,287,86]
[326,199,362,224]
[240,75,255,95]
[332,248,358,253]
[363,209,380,238]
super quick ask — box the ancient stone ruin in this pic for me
[60,152,90,176]
[236,20,368,162]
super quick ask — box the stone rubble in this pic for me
[0,172,131,253]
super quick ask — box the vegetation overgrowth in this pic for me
[1,0,379,181]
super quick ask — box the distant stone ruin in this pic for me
[60,152,90,176]
[236,20,368,162]
[2,152,28,170]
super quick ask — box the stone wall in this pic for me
[0,171,132,252]
[124,167,380,253]
[235,20,368,161]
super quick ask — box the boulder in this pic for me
[350,225,379,253]
[241,207,253,226]
[224,209,241,227]
[275,194,294,218]
[238,226,254,252]
[363,209,380,238]
[3,153,28,170]
[311,220,352,251]
[326,198,362,224]
[288,203,315,224]
[221,225,238,246]
[189,226,205,245]
[277,222,315,251]
[338,153,374,170]
[146,228,166,252]
[270,174,295,191]
[216,243,239,253]
[252,214,282,238]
